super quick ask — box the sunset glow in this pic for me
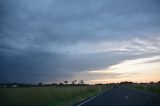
[84,56,160,84]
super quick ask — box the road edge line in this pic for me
[124,95,129,100]
[77,92,103,106]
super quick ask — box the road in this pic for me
[76,86,160,106]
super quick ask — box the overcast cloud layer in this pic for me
[0,0,160,83]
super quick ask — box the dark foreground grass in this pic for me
[0,85,106,106]
[129,85,160,95]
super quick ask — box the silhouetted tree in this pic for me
[72,81,75,85]
[38,82,43,86]
[149,81,155,84]
[59,82,64,86]
[72,80,77,85]
[79,80,84,85]
[64,81,68,85]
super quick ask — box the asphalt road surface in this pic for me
[76,86,160,106]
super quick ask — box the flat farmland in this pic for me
[0,85,105,106]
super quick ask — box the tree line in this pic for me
[0,80,160,88]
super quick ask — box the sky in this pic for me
[0,0,160,84]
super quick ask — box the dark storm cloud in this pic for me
[0,0,160,83]
[0,50,155,83]
[1,0,160,45]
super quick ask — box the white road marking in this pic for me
[77,93,102,106]
[125,96,129,100]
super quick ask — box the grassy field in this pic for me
[0,85,107,106]
[129,84,160,95]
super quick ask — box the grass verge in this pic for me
[128,85,160,96]
[0,85,107,106]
